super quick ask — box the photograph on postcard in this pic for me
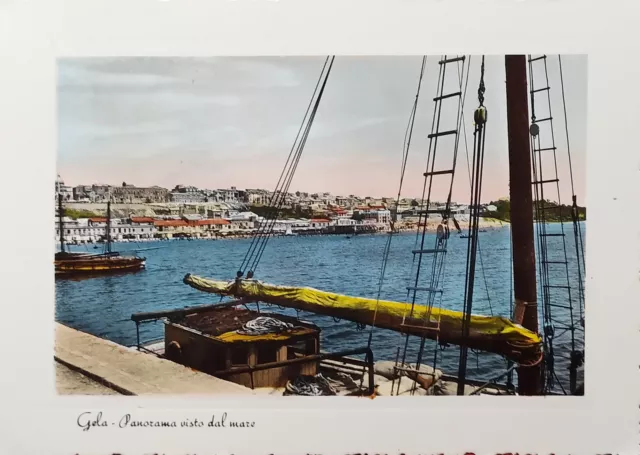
[54,55,586,397]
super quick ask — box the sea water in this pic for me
[55,223,585,390]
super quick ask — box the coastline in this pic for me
[59,217,511,246]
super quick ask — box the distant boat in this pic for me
[55,196,146,277]
[284,226,296,236]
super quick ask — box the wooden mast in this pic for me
[58,193,65,253]
[505,55,543,395]
[106,199,112,254]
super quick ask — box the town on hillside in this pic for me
[53,175,509,244]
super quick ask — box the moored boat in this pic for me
[128,54,585,397]
[130,302,518,396]
[55,196,146,277]
[55,255,146,276]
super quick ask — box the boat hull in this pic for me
[55,256,145,276]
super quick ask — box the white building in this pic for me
[216,187,240,203]
[309,218,332,229]
[54,217,157,243]
[330,209,353,220]
[225,211,259,231]
[358,208,391,225]
[245,189,271,205]
[451,205,470,215]
[170,185,206,203]
[55,175,74,201]
[334,218,357,226]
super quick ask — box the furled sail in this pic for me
[183,274,542,363]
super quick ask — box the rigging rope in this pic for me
[248,57,334,275]
[104,195,113,255]
[457,58,494,317]
[395,55,470,396]
[357,56,428,392]
[395,56,449,395]
[558,55,586,327]
[391,58,446,388]
[528,55,555,392]
[237,56,335,278]
[409,56,472,396]
[506,219,515,391]
[456,56,488,395]
[527,54,582,394]
[370,56,428,340]
[457,56,506,388]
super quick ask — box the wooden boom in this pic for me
[183,274,542,363]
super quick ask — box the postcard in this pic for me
[1,0,638,454]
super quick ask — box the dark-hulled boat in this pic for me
[55,196,145,277]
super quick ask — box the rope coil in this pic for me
[237,317,295,336]
[285,374,337,396]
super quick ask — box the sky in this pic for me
[57,55,587,203]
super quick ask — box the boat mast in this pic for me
[58,193,65,253]
[106,198,112,254]
[505,55,543,395]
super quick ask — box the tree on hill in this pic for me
[63,208,100,219]
[482,197,586,222]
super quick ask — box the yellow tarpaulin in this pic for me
[216,328,315,343]
[183,274,541,362]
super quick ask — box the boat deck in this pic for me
[138,340,510,396]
